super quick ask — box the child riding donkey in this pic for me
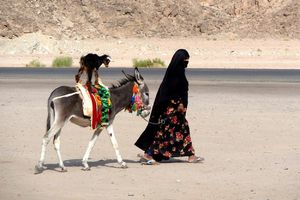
[75,53,112,128]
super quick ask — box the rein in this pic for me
[140,116,165,125]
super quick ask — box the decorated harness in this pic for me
[125,83,147,117]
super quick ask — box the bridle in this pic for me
[125,82,150,117]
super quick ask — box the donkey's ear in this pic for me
[122,70,134,79]
[134,67,144,84]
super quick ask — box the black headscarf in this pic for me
[135,49,190,151]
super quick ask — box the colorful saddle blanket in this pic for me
[76,82,111,129]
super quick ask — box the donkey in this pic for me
[35,68,150,174]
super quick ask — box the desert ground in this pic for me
[0,68,299,200]
[0,35,300,69]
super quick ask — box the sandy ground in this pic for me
[0,71,299,200]
[0,35,300,69]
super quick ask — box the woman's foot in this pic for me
[141,159,158,165]
[137,153,153,161]
[143,153,153,161]
[137,153,157,165]
[188,155,204,163]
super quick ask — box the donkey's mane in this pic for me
[110,76,135,89]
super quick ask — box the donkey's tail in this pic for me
[46,98,55,132]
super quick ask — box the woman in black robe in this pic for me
[135,49,204,163]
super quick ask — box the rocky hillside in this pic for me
[1,0,299,39]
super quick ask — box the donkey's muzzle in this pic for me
[139,105,151,118]
[143,105,151,110]
[140,110,150,118]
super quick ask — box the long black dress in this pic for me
[135,49,195,161]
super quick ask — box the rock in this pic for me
[0,0,299,39]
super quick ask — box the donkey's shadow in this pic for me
[43,158,139,172]
[42,157,187,172]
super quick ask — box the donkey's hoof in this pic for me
[120,162,128,169]
[34,165,44,174]
[82,167,91,171]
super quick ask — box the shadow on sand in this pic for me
[36,157,192,173]
[41,158,139,172]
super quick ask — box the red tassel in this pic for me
[133,84,139,94]
[88,92,98,129]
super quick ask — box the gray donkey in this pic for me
[35,68,151,174]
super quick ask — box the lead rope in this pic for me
[140,116,162,125]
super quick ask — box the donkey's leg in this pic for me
[82,128,103,170]
[35,123,63,174]
[53,132,67,172]
[106,125,127,168]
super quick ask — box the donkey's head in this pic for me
[124,68,151,117]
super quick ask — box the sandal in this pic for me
[137,153,152,161]
[188,156,205,163]
[141,159,158,165]
[137,153,158,165]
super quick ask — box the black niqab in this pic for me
[135,49,190,151]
